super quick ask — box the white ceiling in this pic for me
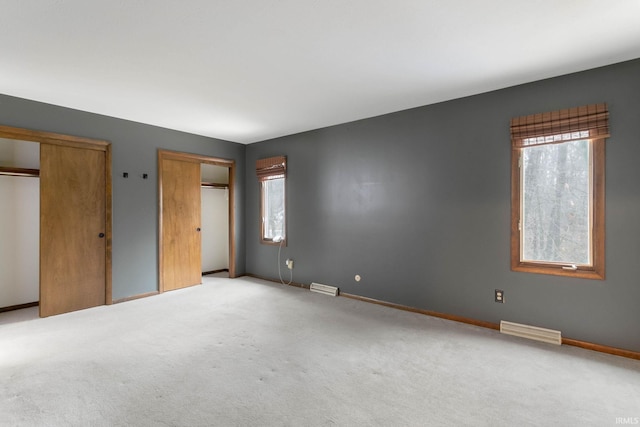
[2,1,640,144]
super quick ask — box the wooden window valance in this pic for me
[511,103,609,148]
[256,156,286,181]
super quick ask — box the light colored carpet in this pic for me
[1,276,639,426]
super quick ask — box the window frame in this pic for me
[256,156,287,246]
[510,105,607,280]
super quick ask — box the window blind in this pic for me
[511,103,609,148]
[256,156,286,181]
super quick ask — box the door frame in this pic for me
[0,124,113,305]
[158,149,236,293]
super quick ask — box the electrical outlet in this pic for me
[286,259,294,270]
[495,289,504,303]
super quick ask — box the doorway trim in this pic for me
[0,124,113,305]
[158,149,236,293]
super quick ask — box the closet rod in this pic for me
[0,167,40,177]
[201,182,228,189]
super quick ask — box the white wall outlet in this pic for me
[286,259,294,270]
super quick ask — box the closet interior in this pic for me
[0,138,40,311]
[201,163,230,276]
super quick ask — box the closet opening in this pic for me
[0,138,40,313]
[0,125,112,317]
[201,164,230,278]
[158,150,236,292]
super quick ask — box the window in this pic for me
[256,156,286,244]
[510,104,608,279]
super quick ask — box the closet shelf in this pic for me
[0,167,40,177]
[201,182,228,189]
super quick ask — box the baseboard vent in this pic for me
[500,321,562,345]
[310,283,339,297]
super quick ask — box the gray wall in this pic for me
[0,94,246,300]
[246,58,640,353]
[2,58,638,353]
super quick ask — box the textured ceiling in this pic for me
[2,1,640,144]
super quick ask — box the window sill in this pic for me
[260,239,286,247]
[511,263,604,280]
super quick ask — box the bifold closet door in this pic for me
[161,158,202,291]
[40,144,106,317]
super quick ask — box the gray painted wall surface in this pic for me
[0,94,246,300]
[246,58,640,352]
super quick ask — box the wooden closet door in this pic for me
[161,158,202,291]
[40,144,106,317]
